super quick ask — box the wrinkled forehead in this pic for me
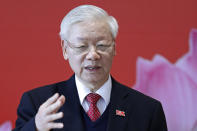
[67,20,113,42]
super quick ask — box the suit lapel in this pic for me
[57,75,85,131]
[107,78,130,131]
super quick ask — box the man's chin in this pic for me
[83,76,108,85]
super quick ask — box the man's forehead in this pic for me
[76,36,107,41]
[66,20,112,42]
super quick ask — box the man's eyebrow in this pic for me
[76,37,88,41]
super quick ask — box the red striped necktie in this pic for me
[86,93,101,121]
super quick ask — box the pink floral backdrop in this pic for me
[0,121,12,131]
[134,29,197,131]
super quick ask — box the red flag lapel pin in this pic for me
[116,109,125,117]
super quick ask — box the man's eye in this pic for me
[97,44,110,51]
[76,45,87,49]
[97,43,108,46]
[97,44,110,48]
[97,44,104,47]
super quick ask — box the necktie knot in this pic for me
[86,93,101,104]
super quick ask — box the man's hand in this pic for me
[35,93,65,131]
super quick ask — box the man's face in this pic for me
[63,20,116,86]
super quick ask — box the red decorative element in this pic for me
[86,93,101,121]
[116,110,125,117]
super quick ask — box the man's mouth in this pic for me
[84,66,101,71]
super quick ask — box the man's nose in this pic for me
[85,46,101,60]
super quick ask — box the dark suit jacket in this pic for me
[13,75,167,131]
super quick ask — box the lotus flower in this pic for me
[134,29,197,131]
[0,121,12,131]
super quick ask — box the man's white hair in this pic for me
[59,5,119,40]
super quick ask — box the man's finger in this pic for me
[46,112,64,122]
[47,122,64,129]
[53,95,66,113]
[42,93,59,108]
[45,95,65,114]
[58,95,66,105]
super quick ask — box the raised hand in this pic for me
[35,93,65,131]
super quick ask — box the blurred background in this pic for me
[0,0,197,127]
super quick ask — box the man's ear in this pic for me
[113,43,116,56]
[61,40,68,60]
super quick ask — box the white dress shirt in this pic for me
[75,75,112,115]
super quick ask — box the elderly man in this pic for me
[13,5,167,131]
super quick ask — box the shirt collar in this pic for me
[75,75,112,106]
